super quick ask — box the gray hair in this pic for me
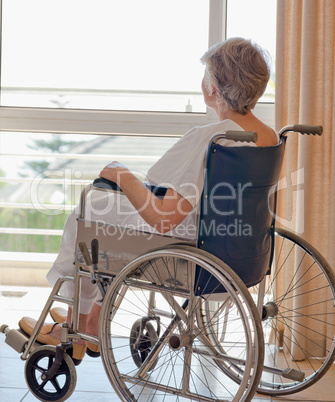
[200,37,270,115]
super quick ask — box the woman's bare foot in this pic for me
[49,323,61,339]
[49,309,88,345]
[85,303,101,354]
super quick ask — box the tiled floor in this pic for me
[0,286,333,402]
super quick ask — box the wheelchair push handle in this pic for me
[224,131,258,143]
[279,124,323,138]
[293,124,323,136]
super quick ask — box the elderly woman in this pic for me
[20,37,278,363]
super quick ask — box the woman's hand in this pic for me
[99,161,129,185]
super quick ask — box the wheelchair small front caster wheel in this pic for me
[129,318,158,371]
[25,345,77,402]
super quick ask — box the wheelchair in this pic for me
[2,124,334,402]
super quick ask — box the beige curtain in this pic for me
[275,0,335,359]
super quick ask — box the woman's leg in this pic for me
[86,303,101,337]
[49,303,100,355]
[46,208,79,285]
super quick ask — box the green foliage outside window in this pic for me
[1,135,77,254]
[0,208,70,253]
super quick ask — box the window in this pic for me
[1,0,209,113]
[226,0,276,103]
[0,0,277,135]
[0,131,178,254]
[0,1,277,284]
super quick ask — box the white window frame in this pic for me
[0,0,274,279]
[0,0,274,136]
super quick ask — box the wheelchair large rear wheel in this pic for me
[199,228,335,396]
[258,228,335,395]
[99,246,264,402]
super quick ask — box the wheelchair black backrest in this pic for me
[197,138,286,289]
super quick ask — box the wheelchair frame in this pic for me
[2,124,334,402]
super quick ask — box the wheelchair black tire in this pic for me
[25,345,77,402]
[129,319,158,371]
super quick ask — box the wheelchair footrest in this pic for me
[1,324,44,355]
[1,325,29,353]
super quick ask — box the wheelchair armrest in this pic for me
[93,177,122,191]
[92,177,167,199]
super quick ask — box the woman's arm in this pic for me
[99,162,193,233]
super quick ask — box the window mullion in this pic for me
[208,0,227,47]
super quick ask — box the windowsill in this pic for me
[0,251,57,264]
[0,252,56,287]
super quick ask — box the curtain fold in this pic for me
[275,0,335,358]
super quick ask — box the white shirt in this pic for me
[146,119,256,209]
